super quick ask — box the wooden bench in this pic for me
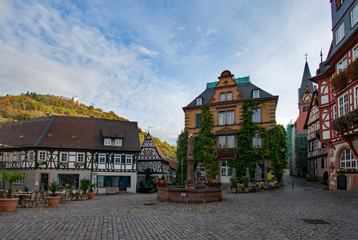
[105,188,120,194]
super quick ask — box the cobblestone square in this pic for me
[1,175,357,240]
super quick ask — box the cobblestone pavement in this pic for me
[1,174,358,240]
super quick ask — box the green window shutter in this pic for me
[132,155,136,164]
[95,153,98,163]
[196,114,202,128]
[111,154,114,163]
[106,154,109,163]
[121,154,125,164]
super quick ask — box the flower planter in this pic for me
[0,198,19,212]
[87,192,95,200]
[46,196,61,208]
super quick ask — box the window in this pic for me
[355,86,358,109]
[227,111,234,124]
[114,154,121,164]
[196,114,202,128]
[115,139,122,146]
[17,153,22,161]
[351,2,358,27]
[252,108,261,123]
[104,138,111,146]
[60,152,68,162]
[218,136,226,148]
[338,93,349,116]
[219,112,226,125]
[77,153,85,162]
[253,90,260,98]
[196,98,202,106]
[333,105,337,119]
[252,133,262,148]
[153,162,157,169]
[38,151,47,162]
[126,155,132,164]
[227,135,235,148]
[220,93,226,101]
[335,0,345,11]
[338,57,347,73]
[99,154,106,163]
[226,92,232,101]
[58,174,79,189]
[335,22,345,45]
[28,151,34,161]
[354,45,358,60]
[340,148,357,169]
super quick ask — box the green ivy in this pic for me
[175,130,188,183]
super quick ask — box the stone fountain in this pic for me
[157,136,223,203]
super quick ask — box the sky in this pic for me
[0,0,333,146]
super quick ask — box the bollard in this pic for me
[292,180,294,189]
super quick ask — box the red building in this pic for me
[311,0,358,190]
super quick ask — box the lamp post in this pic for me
[181,158,183,185]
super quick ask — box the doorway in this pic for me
[40,173,49,191]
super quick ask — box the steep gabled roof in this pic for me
[139,133,171,163]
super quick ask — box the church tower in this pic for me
[298,60,315,114]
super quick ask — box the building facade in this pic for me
[137,133,175,182]
[311,0,358,190]
[182,70,278,185]
[0,116,141,193]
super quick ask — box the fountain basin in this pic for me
[157,186,223,203]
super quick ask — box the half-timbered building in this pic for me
[0,115,140,193]
[311,0,358,190]
[137,133,173,182]
[304,90,329,183]
[183,70,278,185]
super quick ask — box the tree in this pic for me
[261,125,288,182]
[0,170,25,198]
[194,107,217,180]
[176,130,188,184]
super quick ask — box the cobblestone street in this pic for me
[1,174,358,240]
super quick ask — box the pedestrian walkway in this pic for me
[1,174,357,239]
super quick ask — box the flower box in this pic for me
[336,168,358,174]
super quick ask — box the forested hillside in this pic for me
[0,92,176,160]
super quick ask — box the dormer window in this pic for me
[196,97,203,106]
[351,2,358,27]
[335,22,345,45]
[115,139,122,146]
[253,90,260,98]
[104,138,111,146]
[338,57,347,73]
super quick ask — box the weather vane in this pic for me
[304,53,308,61]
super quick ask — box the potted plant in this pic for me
[47,181,61,207]
[0,170,25,212]
[80,179,96,200]
[230,177,238,193]
[241,176,249,193]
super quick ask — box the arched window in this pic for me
[340,149,357,169]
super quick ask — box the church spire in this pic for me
[298,60,314,104]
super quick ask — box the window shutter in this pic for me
[111,154,114,163]
[95,153,98,163]
[121,154,125,164]
[196,114,202,128]
[106,154,109,163]
[132,155,136,164]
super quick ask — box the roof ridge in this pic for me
[34,115,56,147]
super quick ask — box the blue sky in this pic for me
[0,0,332,146]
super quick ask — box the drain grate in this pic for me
[301,219,330,224]
[143,202,157,206]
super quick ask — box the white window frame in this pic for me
[338,57,347,73]
[227,135,235,148]
[38,151,47,162]
[114,138,122,146]
[226,92,232,101]
[28,151,34,161]
[355,86,358,109]
[338,93,349,117]
[104,138,111,146]
[351,2,358,28]
[340,149,357,169]
[335,22,345,45]
[126,155,132,164]
[99,153,106,164]
[17,153,22,161]
[218,136,226,148]
[219,112,225,125]
[60,152,68,162]
[227,111,234,125]
[354,45,358,60]
[253,90,260,98]
[77,153,85,162]
[114,154,121,164]
[220,93,226,102]
[196,98,202,106]
[252,133,262,148]
[252,108,261,123]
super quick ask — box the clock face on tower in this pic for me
[304,95,311,102]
